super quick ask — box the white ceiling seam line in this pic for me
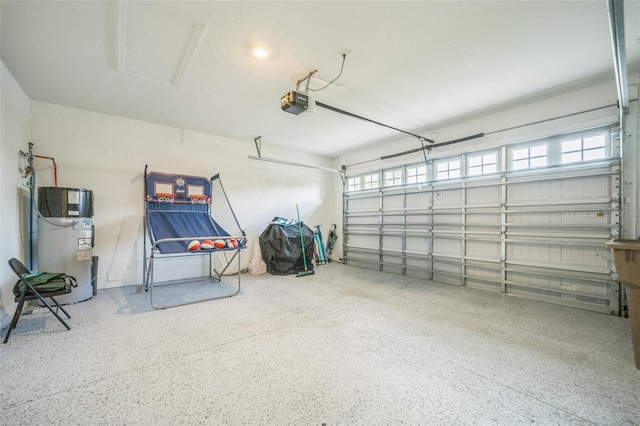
[170,22,208,87]
[118,0,128,75]
[117,0,208,88]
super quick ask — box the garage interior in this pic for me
[1,1,640,424]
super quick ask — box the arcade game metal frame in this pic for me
[143,166,246,309]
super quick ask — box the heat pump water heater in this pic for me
[37,187,94,304]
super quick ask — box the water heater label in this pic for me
[68,191,80,204]
[78,238,92,250]
[78,249,92,261]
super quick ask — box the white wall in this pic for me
[30,102,340,289]
[0,61,32,328]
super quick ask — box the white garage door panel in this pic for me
[467,213,501,225]
[382,236,403,251]
[347,257,380,271]
[405,216,431,226]
[406,193,431,209]
[433,215,462,225]
[508,212,563,225]
[350,216,380,227]
[347,196,378,211]
[509,274,617,313]
[561,213,611,227]
[508,181,551,203]
[560,176,610,199]
[433,189,462,207]
[382,216,404,226]
[467,240,500,258]
[343,128,620,314]
[466,185,501,205]
[346,234,379,248]
[507,242,606,270]
[560,245,608,268]
[433,265,462,285]
[466,264,502,292]
[406,237,429,253]
[507,242,554,263]
[433,238,460,256]
[382,194,403,209]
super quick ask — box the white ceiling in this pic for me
[2,1,639,158]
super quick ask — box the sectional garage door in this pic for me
[344,127,621,314]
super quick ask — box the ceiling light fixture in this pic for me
[253,47,268,58]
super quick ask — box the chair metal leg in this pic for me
[3,297,26,343]
[34,293,71,331]
[48,296,72,319]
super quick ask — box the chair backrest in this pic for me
[8,258,29,277]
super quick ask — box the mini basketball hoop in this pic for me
[189,194,209,204]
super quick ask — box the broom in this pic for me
[295,203,314,277]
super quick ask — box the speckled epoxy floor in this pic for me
[1,263,639,425]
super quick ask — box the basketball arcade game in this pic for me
[143,166,246,309]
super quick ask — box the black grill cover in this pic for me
[259,217,315,275]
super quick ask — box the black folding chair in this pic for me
[3,258,72,343]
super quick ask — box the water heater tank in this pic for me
[38,187,93,218]
[37,186,95,304]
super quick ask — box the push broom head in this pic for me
[296,269,315,278]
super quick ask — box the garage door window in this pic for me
[561,134,606,164]
[436,159,461,180]
[406,165,427,183]
[363,173,380,189]
[468,152,498,176]
[512,144,547,170]
[384,169,403,186]
[346,177,361,192]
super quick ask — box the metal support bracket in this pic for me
[254,136,262,158]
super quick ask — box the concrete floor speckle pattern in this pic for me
[1,263,639,425]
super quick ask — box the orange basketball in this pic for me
[213,239,226,249]
[200,239,215,250]
[187,240,201,251]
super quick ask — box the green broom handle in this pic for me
[296,203,308,271]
